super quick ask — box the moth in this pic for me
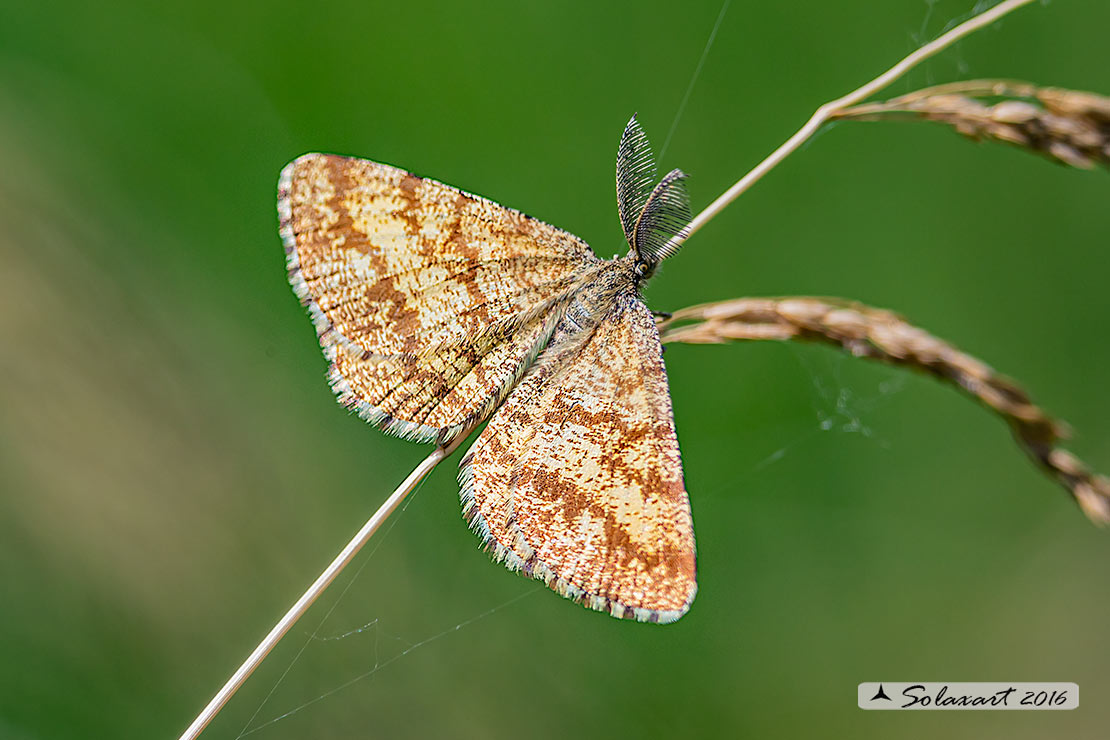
[278,117,697,623]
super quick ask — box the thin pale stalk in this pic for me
[661,0,1035,253]
[177,436,465,740]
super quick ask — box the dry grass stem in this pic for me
[659,297,1110,525]
[177,434,467,740]
[837,80,1110,169]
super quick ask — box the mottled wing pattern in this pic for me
[459,291,696,622]
[278,153,598,442]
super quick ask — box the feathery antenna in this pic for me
[616,115,658,248]
[616,116,693,263]
[631,168,692,262]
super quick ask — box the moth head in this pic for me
[615,114,693,275]
[633,259,656,280]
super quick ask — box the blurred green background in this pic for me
[2,1,1108,738]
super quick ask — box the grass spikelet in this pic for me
[837,80,1110,169]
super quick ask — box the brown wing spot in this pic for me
[399,174,422,195]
